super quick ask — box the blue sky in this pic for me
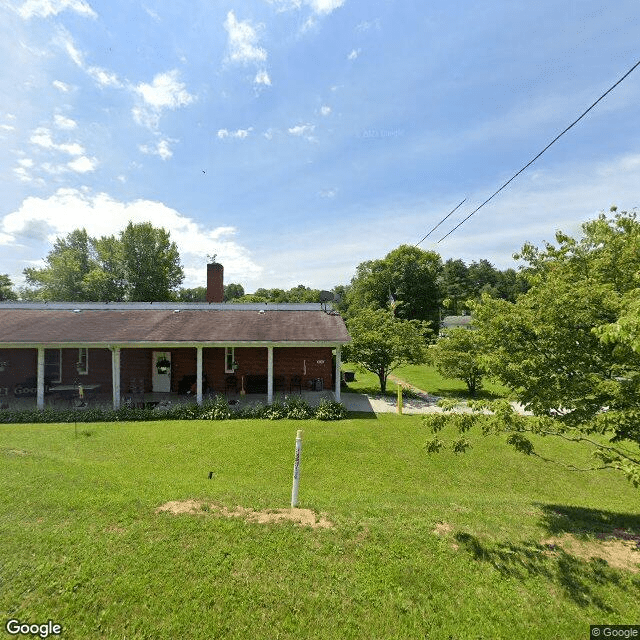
[1,0,639,293]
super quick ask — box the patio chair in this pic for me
[289,375,302,393]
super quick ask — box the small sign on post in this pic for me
[291,429,303,507]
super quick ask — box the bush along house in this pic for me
[0,263,351,410]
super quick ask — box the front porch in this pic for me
[0,388,338,413]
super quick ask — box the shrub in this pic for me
[262,397,287,420]
[200,395,232,420]
[283,395,314,420]
[314,398,347,421]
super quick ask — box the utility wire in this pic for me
[434,57,640,244]
[415,198,466,246]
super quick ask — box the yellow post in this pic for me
[397,383,403,414]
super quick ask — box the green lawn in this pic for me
[342,362,510,399]
[1,417,638,639]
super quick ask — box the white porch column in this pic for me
[111,347,121,410]
[334,345,341,402]
[37,347,45,410]
[196,346,203,405]
[267,346,273,404]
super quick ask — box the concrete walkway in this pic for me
[339,389,532,416]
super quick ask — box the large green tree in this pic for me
[344,308,430,393]
[346,245,442,326]
[23,222,184,302]
[439,209,640,486]
[119,222,183,301]
[0,274,18,301]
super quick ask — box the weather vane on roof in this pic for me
[207,253,217,264]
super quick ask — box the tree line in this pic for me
[0,222,527,321]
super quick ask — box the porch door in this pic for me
[151,351,171,393]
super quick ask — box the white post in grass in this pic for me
[291,429,303,508]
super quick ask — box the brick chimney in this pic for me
[206,263,224,303]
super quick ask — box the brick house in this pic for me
[0,264,350,409]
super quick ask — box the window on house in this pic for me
[77,348,88,375]
[44,349,61,383]
[225,347,235,373]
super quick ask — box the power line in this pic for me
[432,57,640,244]
[415,198,466,246]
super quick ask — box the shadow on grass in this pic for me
[453,532,635,612]
[536,504,640,539]
[345,411,379,421]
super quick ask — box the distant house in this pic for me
[440,315,473,330]
[0,263,350,409]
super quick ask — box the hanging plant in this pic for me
[156,357,171,374]
[0,360,8,372]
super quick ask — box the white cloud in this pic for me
[13,167,33,183]
[319,188,337,198]
[288,123,315,138]
[356,18,380,32]
[217,127,253,140]
[29,127,84,155]
[265,0,302,11]
[135,70,193,109]
[61,35,84,67]
[0,124,15,132]
[17,0,96,19]
[254,69,271,86]
[18,158,34,168]
[54,114,77,130]
[67,156,97,173]
[347,48,360,60]
[139,139,173,160]
[87,66,122,88]
[1,189,263,286]
[133,70,194,130]
[57,30,122,88]
[307,0,345,14]
[320,105,331,116]
[265,0,344,15]
[224,11,267,65]
[52,80,71,92]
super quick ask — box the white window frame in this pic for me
[225,347,235,374]
[77,348,89,375]
[44,348,62,384]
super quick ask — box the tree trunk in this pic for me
[379,369,387,394]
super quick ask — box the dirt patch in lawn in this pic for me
[432,521,454,536]
[543,533,640,573]
[156,500,334,529]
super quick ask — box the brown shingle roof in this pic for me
[0,307,350,345]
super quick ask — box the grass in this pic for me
[341,362,510,399]
[1,416,639,639]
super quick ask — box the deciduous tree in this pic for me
[346,245,442,326]
[344,308,430,393]
[426,209,640,487]
[0,274,17,301]
[429,327,485,396]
